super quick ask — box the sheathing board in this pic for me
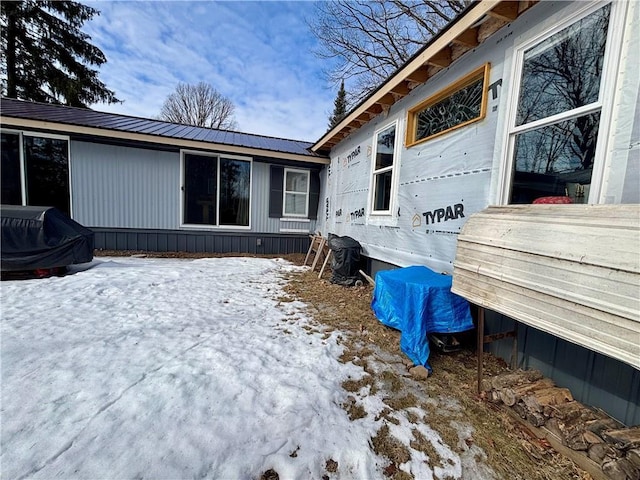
[319,2,520,273]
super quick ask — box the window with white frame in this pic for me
[283,168,309,217]
[1,130,71,215]
[370,123,398,213]
[503,3,615,205]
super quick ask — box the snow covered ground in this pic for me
[1,257,487,479]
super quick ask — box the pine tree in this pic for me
[328,80,348,129]
[1,1,119,107]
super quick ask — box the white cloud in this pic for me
[85,1,335,141]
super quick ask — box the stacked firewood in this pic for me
[483,370,640,480]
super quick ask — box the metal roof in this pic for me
[0,97,324,159]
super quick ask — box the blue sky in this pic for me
[84,1,336,142]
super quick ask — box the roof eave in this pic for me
[1,116,330,165]
[312,0,535,152]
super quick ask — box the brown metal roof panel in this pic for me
[136,121,179,135]
[159,124,191,137]
[0,97,322,158]
[101,117,148,130]
[190,128,220,142]
[120,119,163,133]
[47,109,104,124]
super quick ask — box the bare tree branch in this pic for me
[159,82,238,130]
[308,0,470,105]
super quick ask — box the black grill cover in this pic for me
[328,234,361,286]
[1,205,94,271]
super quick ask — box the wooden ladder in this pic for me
[304,235,332,278]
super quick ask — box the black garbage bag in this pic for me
[1,205,94,272]
[328,234,361,286]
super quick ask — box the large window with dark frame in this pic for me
[405,63,490,147]
[182,152,251,227]
[505,3,612,204]
[0,131,71,215]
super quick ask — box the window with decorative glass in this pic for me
[405,63,490,147]
[504,3,613,204]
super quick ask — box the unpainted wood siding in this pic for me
[452,204,640,370]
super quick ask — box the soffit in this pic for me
[312,0,538,153]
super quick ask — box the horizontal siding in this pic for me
[93,228,310,255]
[452,204,640,369]
[71,141,180,229]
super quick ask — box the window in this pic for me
[1,132,22,205]
[504,4,612,204]
[283,169,309,217]
[0,131,71,215]
[406,64,490,147]
[370,123,398,214]
[182,152,251,227]
[268,166,319,219]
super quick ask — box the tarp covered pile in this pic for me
[328,234,361,286]
[1,205,94,272]
[372,266,474,371]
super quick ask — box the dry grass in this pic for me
[282,266,592,480]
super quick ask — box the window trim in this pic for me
[369,120,401,217]
[1,129,72,217]
[405,63,490,148]
[179,149,252,230]
[282,168,310,218]
[498,0,625,205]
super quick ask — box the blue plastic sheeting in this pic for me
[371,266,474,371]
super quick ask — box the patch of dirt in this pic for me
[372,423,412,467]
[97,251,592,479]
[325,458,339,473]
[259,468,279,480]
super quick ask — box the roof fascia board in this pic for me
[1,116,329,165]
[312,0,502,152]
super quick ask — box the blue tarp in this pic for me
[371,266,474,371]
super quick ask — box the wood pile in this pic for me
[483,370,640,480]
